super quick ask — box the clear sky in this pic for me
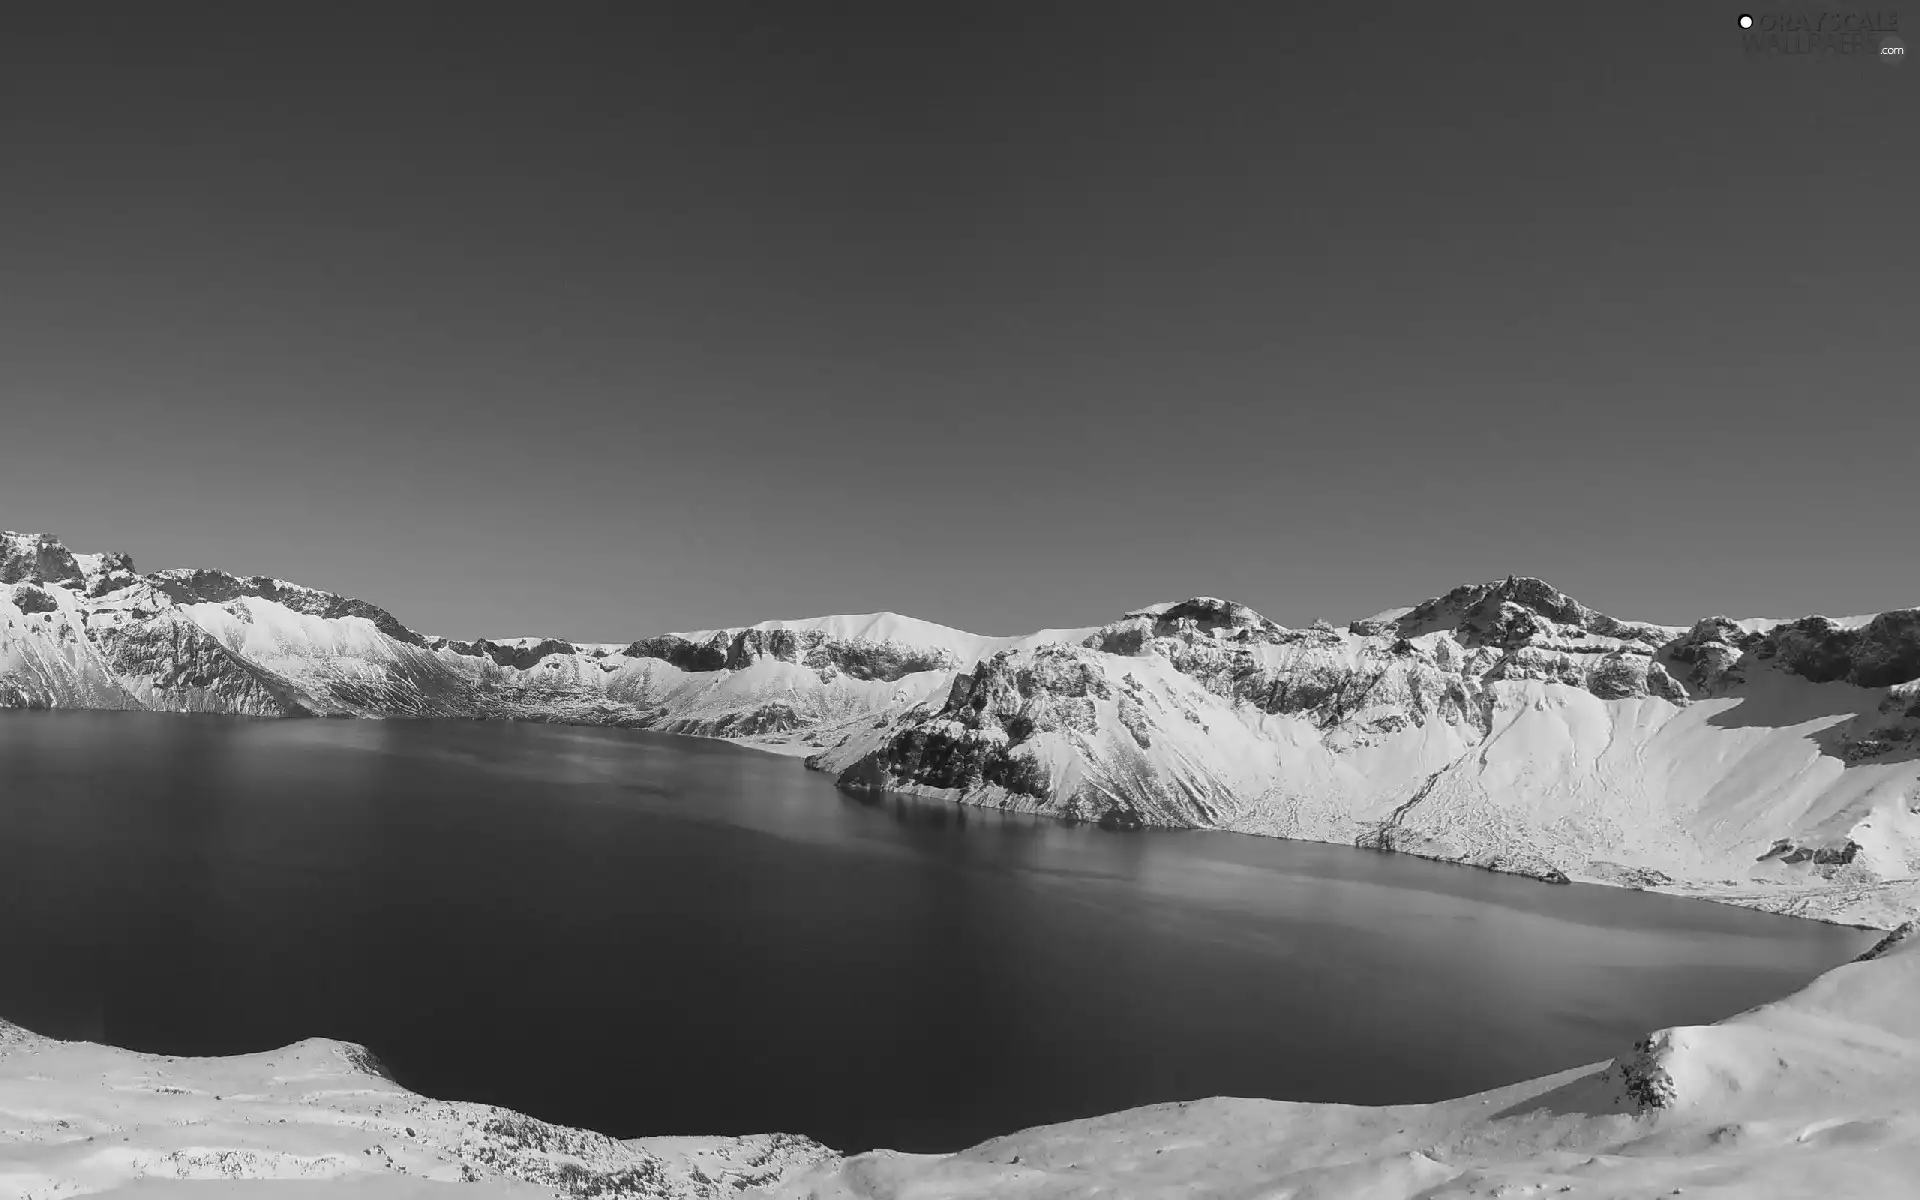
[3,2,1913,640]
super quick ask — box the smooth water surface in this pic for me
[0,712,1874,1152]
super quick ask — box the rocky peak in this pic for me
[724,627,824,671]
[623,626,958,682]
[1666,617,1758,693]
[1134,597,1281,637]
[431,636,579,670]
[73,550,138,597]
[1396,576,1669,649]
[1681,616,1754,647]
[623,632,732,672]
[0,531,85,589]
[1757,610,1920,690]
[1088,597,1286,656]
[147,569,425,647]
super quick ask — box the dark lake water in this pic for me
[0,711,1874,1152]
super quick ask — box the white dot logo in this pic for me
[1738,13,1754,28]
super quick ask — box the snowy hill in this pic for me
[4,531,1917,925]
[0,1018,834,1197]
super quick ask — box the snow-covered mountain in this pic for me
[5,530,1918,924]
[0,531,1090,738]
[816,585,1920,924]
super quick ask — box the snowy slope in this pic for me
[0,1020,832,1198]
[668,610,1097,660]
[814,587,1920,925]
[762,923,1920,1200]
[4,532,1917,924]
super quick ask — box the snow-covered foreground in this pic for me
[0,1020,834,1199]
[5,926,1916,1199]
[5,529,1918,927]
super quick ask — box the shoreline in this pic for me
[1,708,1902,1196]
[777,735,1909,932]
[1,705,1899,931]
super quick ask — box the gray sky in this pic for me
[3,2,1913,640]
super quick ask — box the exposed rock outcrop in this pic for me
[0,531,86,588]
[150,568,426,646]
[1760,610,1920,689]
[624,626,959,682]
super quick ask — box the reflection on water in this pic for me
[0,711,1874,1154]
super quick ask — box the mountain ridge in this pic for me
[5,529,1917,926]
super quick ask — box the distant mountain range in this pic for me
[4,529,1916,926]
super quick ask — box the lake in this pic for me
[0,711,1874,1153]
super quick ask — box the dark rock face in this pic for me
[623,634,731,672]
[723,628,807,670]
[1757,611,1920,690]
[474,637,576,675]
[624,628,957,682]
[440,638,579,671]
[1761,617,1869,684]
[1755,838,1863,866]
[835,754,894,794]
[9,584,59,614]
[1666,617,1760,693]
[656,701,808,739]
[1396,576,1672,650]
[88,614,314,716]
[846,720,1053,802]
[148,570,426,647]
[838,645,1117,806]
[339,1043,399,1083]
[0,532,84,588]
[1586,653,1647,700]
[81,550,138,596]
[1665,610,1920,698]
[1136,597,1285,640]
[707,702,802,737]
[1585,652,1689,703]
[1084,618,1154,656]
[1087,599,1289,658]
[953,646,1112,710]
[1617,1036,1679,1110]
[1842,725,1919,762]
[1854,920,1917,962]
[809,638,955,682]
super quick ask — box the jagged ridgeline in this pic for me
[4,530,1919,924]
